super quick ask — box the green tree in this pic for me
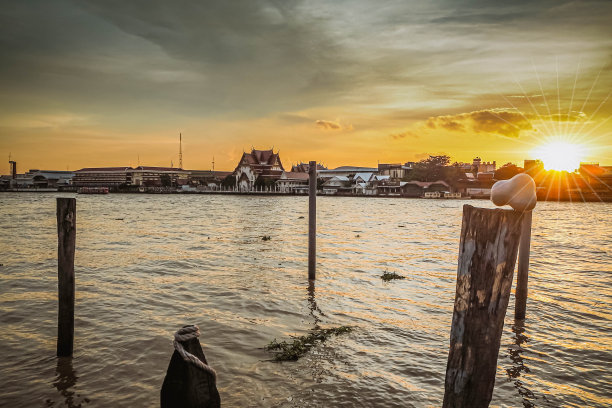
[406,155,451,182]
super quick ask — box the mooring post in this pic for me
[443,205,522,408]
[161,325,220,408]
[515,210,532,320]
[308,160,316,280]
[56,197,76,357]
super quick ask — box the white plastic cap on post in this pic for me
[490,173,537,212]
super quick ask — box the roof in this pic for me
[32,171,75,179]
[76,167,133,172]
[133,166,186,171]
[236,148,284,173]
[373,175,390,181]
[283,172,310,180]
[354,172,373,181]
[330,166,377,171]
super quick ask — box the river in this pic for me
[0,193,610,407]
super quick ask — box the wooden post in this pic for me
[515,210,532,320]
[161,326,220,407]
[308,161,316,280]
[443,205,522,408]
[57,197,76,357]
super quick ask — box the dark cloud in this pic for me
[427,109,533,138]
[0,0,610,127]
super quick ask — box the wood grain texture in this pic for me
[443,205,522,408]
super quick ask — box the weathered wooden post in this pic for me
[161,325,220,408]
[514,210,532,319]
[443,205,522,407]
[56,197,76,357]
[489,173,537,321]
[308,161,316,280]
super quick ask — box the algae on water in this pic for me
[265,326,353,361]
[381,270,405,281]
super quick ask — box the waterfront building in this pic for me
[28,170,74,188]
[473,157,496,173]
[6,169,74,189]
[188,170,232,189]
[321,176,350,194]
[318,166,378,180]
[129,166,189,187]
[276,171,309,193]
[233,148,284,191]
[73,167,133,187]
[377,163,412,179]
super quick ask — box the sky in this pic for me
[1,0,611,172]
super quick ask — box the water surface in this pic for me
[0,193,610,407]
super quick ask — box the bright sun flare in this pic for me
[532,141,584,172]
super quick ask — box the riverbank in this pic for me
[2,188,611,201]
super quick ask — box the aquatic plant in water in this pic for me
[381,270,405,281]
[265,326,352,361]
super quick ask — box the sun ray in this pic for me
[565,59,582,139]
[511,75,554,144]
[567,64,605,137]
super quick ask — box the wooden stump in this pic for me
[161,328,220,408]
[57,197,76,357]
[443,205,522,408]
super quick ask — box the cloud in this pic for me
[315,120,341,130]
[427,109,533,138]
[391,130,419,140]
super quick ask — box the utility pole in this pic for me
[212,156,215,172]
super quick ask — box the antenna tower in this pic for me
[179,133,183,169]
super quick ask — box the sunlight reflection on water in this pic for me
[0,193,610,407]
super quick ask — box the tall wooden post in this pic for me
[515,211,532,320]
[308,161,316,280]
[57,197,76,357]
[443,205,522,408]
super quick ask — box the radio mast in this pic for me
[179,133,183,169]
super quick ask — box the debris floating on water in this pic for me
[262,235,271,241]
[265,326,353,361]
[381,270,405,281]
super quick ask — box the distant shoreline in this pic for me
[1,189,610,202]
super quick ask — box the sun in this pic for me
[532,141,585,172]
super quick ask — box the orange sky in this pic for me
[1,0,611,173]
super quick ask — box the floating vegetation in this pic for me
[381,270,405,281]
[262,235,271,241]
[265,326,353,361]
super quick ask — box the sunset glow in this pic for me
[532,142,585,172]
